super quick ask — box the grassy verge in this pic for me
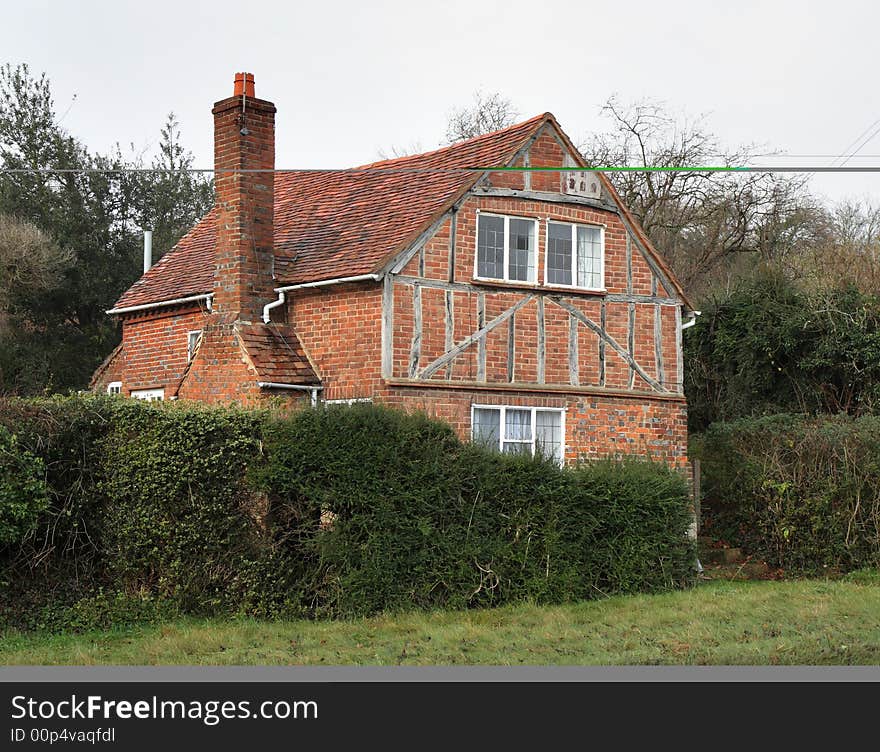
[2,573,878,665]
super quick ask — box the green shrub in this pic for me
[34,589,177,633]
[255,403,695,617]
[0,424,49,546]
[697,414,880,573]
[97,400,272,613]
[1,396,695,630]
[685,271,880,432]
[571,459,696,595]
[0,395,114,577]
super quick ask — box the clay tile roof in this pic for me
[112,114,550,309]
[236,323,320,385]
[113,210,218,309]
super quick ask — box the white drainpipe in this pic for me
[681,310,701,330]
[261,291,285,324]
[262,273,382,324]
[256,382,322,406]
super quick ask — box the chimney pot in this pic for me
[233,72,255,98]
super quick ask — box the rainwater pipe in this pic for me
[261,273,382,323]
[262,291,285,324]
[256,382,322,406]
[681,310,701,330]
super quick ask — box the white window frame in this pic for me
[106,381,122,395]
[543,220,605,292]
[131,388,165,402]
[470,404,566,466]
[474,211,539,284]
[323,398,373,405]
[187,330,202,362]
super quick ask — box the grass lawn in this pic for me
[2,572,878,665]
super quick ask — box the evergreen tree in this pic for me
[0,64,213,394]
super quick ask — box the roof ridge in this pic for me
[356,112,551,170]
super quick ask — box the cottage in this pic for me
[92,72,695,468]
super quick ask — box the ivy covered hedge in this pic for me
[696,414,880,573]
[0,396,695,630]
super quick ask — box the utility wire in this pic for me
[5,166,880,174]
[831,116,880,167]
[837,122,880,168]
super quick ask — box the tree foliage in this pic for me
[0,63,212,395]
[0,424,48,546]
[685,269,880,431]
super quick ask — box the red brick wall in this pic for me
[112,308,311,407]
[118,306,209,394]
[286,283,384,402]
[378,385,688,468]
[175,317,309,406]
[527,130,567,192]
[90,344,126,393]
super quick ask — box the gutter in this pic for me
[107,293,214,316]
[274,273,382,294]
[256,381,323,406]
[262,273,382,323]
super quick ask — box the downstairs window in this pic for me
[471,405,564,465]
[131,388,164,402]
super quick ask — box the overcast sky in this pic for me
[3,0,879,204]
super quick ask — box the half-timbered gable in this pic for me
[95,73,694,469]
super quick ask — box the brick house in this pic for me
[92,72,696,468]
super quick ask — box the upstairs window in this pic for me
[471,405,564,465]
[546,221,604,290]
[476,214,537,283]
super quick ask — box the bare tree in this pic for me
[583,97,827,298]
[830,198,880,255]
[793,198,880,292]
[375,140,425,161]
[445,90,519,144]
[375,90,519,159]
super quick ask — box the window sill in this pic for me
[471,278,608,297]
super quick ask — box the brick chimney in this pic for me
[212,72,275,320]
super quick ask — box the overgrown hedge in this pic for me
[0,396,695,630]
[696,414,880,573]
[684,272,880,432]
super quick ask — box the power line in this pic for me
[831,116,880,167]
[837,122,880,168]
[4,166,880,174]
